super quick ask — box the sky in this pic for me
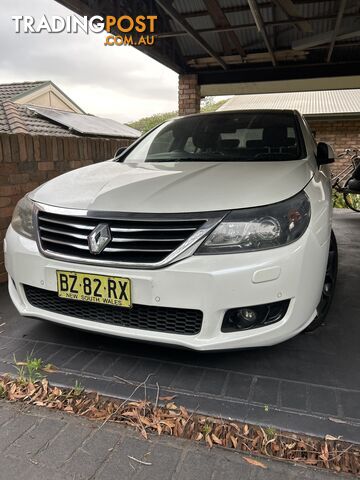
[0,0,180,123]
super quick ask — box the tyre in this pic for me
[343,179,360,212]
[304,230,338,332]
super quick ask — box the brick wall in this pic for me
[307,118,360,175]
[0,133,132,282]
[178,74,201,116]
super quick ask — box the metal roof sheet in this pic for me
[218,89,360,116]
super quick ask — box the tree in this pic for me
[127,97,228,133]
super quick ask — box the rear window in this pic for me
[124,112,306,163]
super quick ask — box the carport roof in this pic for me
[56,0,360,93]
[219,88,360,117]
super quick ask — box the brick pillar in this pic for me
[178,74,200,116]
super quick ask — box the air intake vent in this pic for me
[24,285,203,336]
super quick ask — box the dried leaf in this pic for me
[42,364,57,373]
[179,406,189,419]
[325,434,340,441]
[166,402,177,410]
[243,457,267,469]
[195,432,203,441]
[206,434,213,448]
[52,387,62,397]
[230,435,238,449]
[159,395,176,401]
[243,424,249,436]
[139,416,153,427]
[211,433,223,445]
[160,420,176,429]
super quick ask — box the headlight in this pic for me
[11,195,35,239]
[196,191,310,255]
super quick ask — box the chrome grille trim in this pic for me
[35,203,226,269]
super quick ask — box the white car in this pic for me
[5,110,338,350]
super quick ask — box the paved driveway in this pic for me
[0,210,359,441]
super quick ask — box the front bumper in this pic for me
[4,224,328,350]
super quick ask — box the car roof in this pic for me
[178,109,301,120]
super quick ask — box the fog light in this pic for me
[222,300,290,332]
[238,308,257,326]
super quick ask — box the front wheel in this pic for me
[343,179,360,212]
[304,230,338,332]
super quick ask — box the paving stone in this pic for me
[6,416,65,457]
[35,420,93,467]
[62,349,99,370]
[0,454,68,480]
[153,362,181,388]
[0,402,351,480]
[196,368,227,396]
[176,447,218,480]
[170,366,204,392]
[135,441,182,480]
[280,381,307,411]
[225,373,253,400]
[252,377,279,406]
[309,386,338,416]
[0,339,29,360]
[341,390,360,420]
[83,351,119,376]
[103,355,139,378]
[47,346,81,368]
[34,343,64,363]
[63,425,120,478]
[0,406,16,426]
[0,413,38,451]
[95,435,151,480]
[11,341,39,362]
[128,358,162,383]
[211,457,242,480]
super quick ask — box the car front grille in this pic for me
[24,285,203,336]
[37,210,207,266]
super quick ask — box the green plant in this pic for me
[332,189,346,208]
[264,426,277,439]
[72,380,84,396]
[14,354,43,384]
[202,421,212,436]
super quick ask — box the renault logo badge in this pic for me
[88,223,111,255]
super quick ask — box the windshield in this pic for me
[124,111,306,163]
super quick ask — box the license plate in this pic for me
[56,271,131,308]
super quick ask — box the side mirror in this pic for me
[114,146,127,161]
[316,142,335,165]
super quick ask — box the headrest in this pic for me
[217,139,239,150]
[246,140,265,148]
[193,130,219,150]
[263,126,295,147]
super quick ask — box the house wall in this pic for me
[0,133,133,282]
[307,118,360,175]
